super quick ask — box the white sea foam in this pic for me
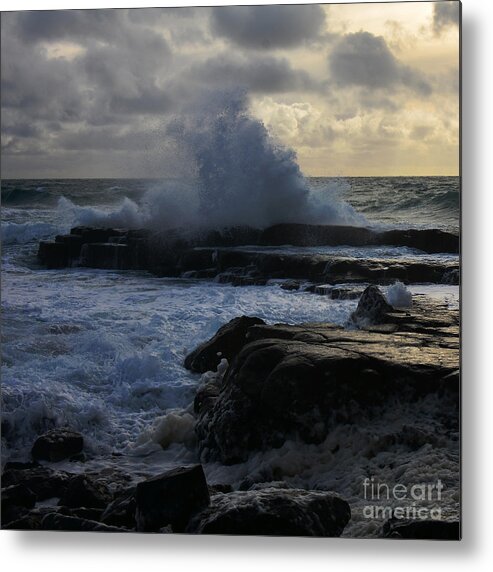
[1,221,59,244]
[1,270,360,464]
[55,90,366,231]
[386,280,413,308]
[57,196,145,229]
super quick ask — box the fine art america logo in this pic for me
[362,477,444,520]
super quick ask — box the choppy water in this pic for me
[1,176,460,537]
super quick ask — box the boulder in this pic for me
[187,488,351,537]
[1,464,71,500]
[350,285,394,326]
[59,474,112,509]
[280,280,301,291]
[383,519,460,540]
[184,316,265,373]
[37,241,70,269]
[135,465,210,532]
[31,428,83,462]
[195,299,459,463]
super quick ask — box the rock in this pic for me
[59,506,105,522]
[72,227,126,243]
[259,224,375,247]
[37,225,459,277]
[38,241,70,269]
[350,285,394,326]
[41,513,126,532]
[208,484,234,495]
[3,461,39,471]
[100,488,137,529]
[1,465,71,500]
[184,316,265,373]
[3,513,44,530]
[59,474,112,509]
[31,428,84,462]
[135,465,210,532]
[1,484,37,525]
[80,243,131,270]
[189,249,458,285]
[383,519,460,540]
[54,234,85,258]
[280,280,301,291]
[1,507,62,530]
[193,382,220,415]
[378,228,459,254]
[187,488,351,537]
[195,299,459,463]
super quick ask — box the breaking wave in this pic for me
[57,90,366,231]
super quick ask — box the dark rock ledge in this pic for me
[189,287,459,465]
[37,224,459,286]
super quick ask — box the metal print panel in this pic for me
[0,1,461,539]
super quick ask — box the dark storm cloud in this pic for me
[211,4,326,50]
[2,10,172,124]
[56,126,162,152]
[14,9,128,43]
[328,32,432,96]
[433,2,460,34]
[1,32,87,121]
[1,9,176,174]
[191,54,318,94]
[1,121,42,138]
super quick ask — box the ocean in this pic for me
[1,176,460,536]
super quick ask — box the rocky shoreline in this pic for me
[1,276,460,538]
[37,224,459,288]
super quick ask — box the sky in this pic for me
[0,1,460,178]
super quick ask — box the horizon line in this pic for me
[1,174,461,181]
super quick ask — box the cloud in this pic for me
[211,5,326,49]
[433,2,460,35]
[2,11,173,125]
[328,31,432,96]
[14,9,128,43]
[191,54,318,94]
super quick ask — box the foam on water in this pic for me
[1,269,361,464]
[1,221,60,245]
[203,391,459,538]
[386,281,413,308]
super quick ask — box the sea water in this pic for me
[1,175,459,537]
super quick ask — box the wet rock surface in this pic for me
[187,488,351,536]
[37,224,459,286]
[59,474,112,509]
[31,428,84,462]
[2,464,71,500]
[195,293,459,464]
[184,316,266,373]
[135,465,210,532]
[349,284,394,326]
